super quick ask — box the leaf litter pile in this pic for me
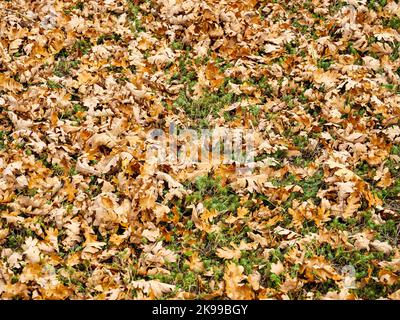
[1,0,400,300]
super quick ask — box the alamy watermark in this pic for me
[340,265,357,289]
[146,122,256,173]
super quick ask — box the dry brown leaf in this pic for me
[224,263,254,300]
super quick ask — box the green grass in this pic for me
[171,41,185,51]
[311,241,400,299]
[59,103,88,125]
[73,39,92,56]
[293,135,309,149]
[55,48,69,59]
[374,179,400,201]
[47,80,63,89]
[270,170,325,209]
[64,1,84,14]
[157,224,262,296]
[52,163,65,176]
[127,0,145,32]
[383,17,400,30]
[389,41,400,61]
[16,187,38,198]
[0,131,10,150]
[328,1,347,14]
[97,33,122,45]
[179,175,240,213]
[367,0,388,10]
[285,41,299,55]
[317,58,333,71]
[54,60,80,77]
[5,224,36,249]
[174,91,236,128]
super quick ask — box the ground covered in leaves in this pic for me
[1,0,400,300]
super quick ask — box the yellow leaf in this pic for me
[200,208,220,222]
[237,207,249,219]
[0,74,23,92]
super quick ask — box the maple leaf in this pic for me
[248,271,261,291]
[352,233,370,251]
[313,70,339,90]
[200,208,220,222]
[142,228,160,242]
[224,263,254,300]
[237,206,249,218]
[389,289,400,300]
[188,252,204,273]
[270,261,285,275]
[336,181,355,200]
[130,280,175,299]
[22,237,41,264]
[216,246,241,260]
[342,194,360,219]
[6,252,23,269]
[371,240,393,255]
[300,257,342,282]
[82,241,106,259]
[376,170,393,188]
[0,74,23,92]
[321,289,356,300]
